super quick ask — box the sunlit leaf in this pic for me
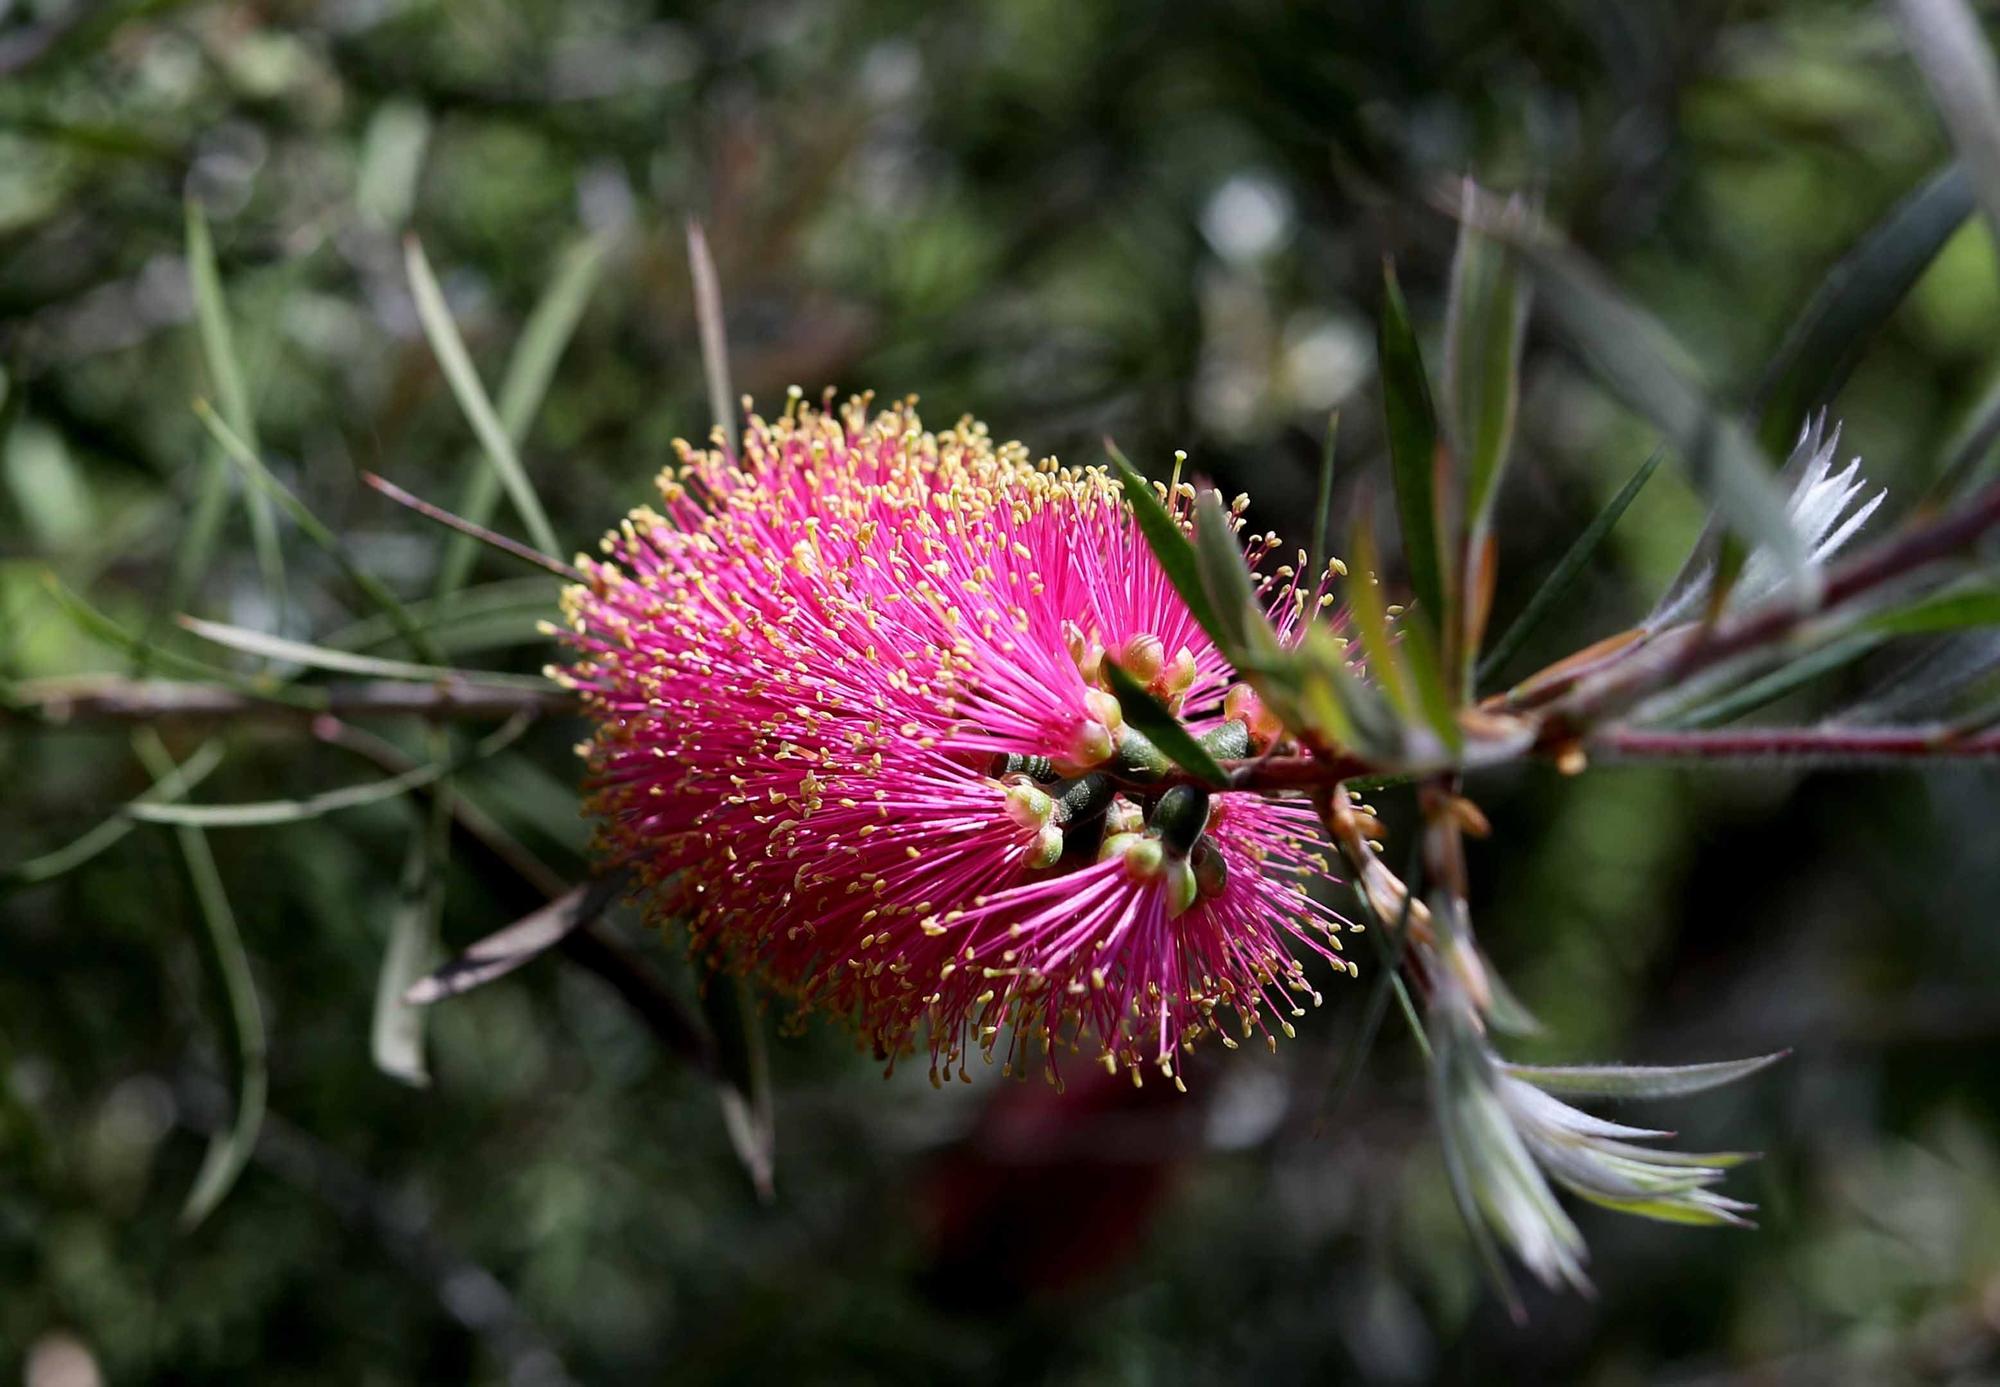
[404,237,562,560]
[436,235,606,596]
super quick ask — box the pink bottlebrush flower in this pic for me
[555,392,1349,1089]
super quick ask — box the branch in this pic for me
[1537,473,2000,726]
[1590,724,2000,765]
[3,675,577,727]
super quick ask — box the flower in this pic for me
[555,392,1348,1088]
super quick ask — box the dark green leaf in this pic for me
[1459,200,1808,593]
[1445,185,1530,540]
[1378,262,1446,633]
[1101,661,1228,787]
[1753,164,1972,456]
[135,730,267,1228]
[185,197,284,609]
[1477,449,1665,687]
[1105,442,1230,655]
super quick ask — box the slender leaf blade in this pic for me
[1477,448,1665,686]
[1894,0,2000,251]
[1105,443,1230,655]
[1504,1052,1786,1100]
[1753,164,1973,455]
[1460,200,1810,596]
[437,235,605,596]
[1101,661,1228,787]
[403,237,562,559]
[1378,262,1447,633]
[185,197,283,609]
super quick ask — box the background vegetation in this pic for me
[6,0,2000,1380]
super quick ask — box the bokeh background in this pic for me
[7,0,2000,1381]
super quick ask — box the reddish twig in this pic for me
[1590,725,2000,764]
[362,473,583,582]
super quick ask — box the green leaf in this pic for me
[135,730,267,1228]
[1310,409,1339,581]
[436,235,606,597]
[1193,489,1266,659]
[326,578,557,657]
[178,614,552,689]
[373,796,447,1087]
[1378,262,1447,634]
[1867,584,2000,634]
[1101,661,1228,787]
[185,197,284,611]
[1444,184,1530,541]
[1477,449,1665,687]
[1504,1051,1786,1100]
[1666,631,1886,729]
[702,970,776,1202]
[1,740,225,890]
[43,574,319,708]
[1105,442,1229,656]
[193,404,445,664]
[1753,164,1972,456]
[403,237,562,560]
[129,716,531,828]
[1459,200,1810,596]
[1893,0,2000,251]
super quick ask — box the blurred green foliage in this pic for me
[6,0,2000,1381]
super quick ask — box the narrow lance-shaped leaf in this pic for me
[178,614,552,689]
[1477,449,1664,687]
[135,730,267,1228]
[1456,196,1810,600]
[129,714,532,828]
[1378,262,1447,635]
[1893,0,2000,253]
[374,798,447,1087]
[1105,442,1230,656]
[1444,182,1531,544]
[1101,661,1228,787]
[404,237,563,560]
[185,197,284,611]
[1310,409,1339,582]
[437,234,606,596]
[1,741,225,890]
[1503,1051,1787,1100]
[1193,489,1263,659]
[1753,164,1972,457]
